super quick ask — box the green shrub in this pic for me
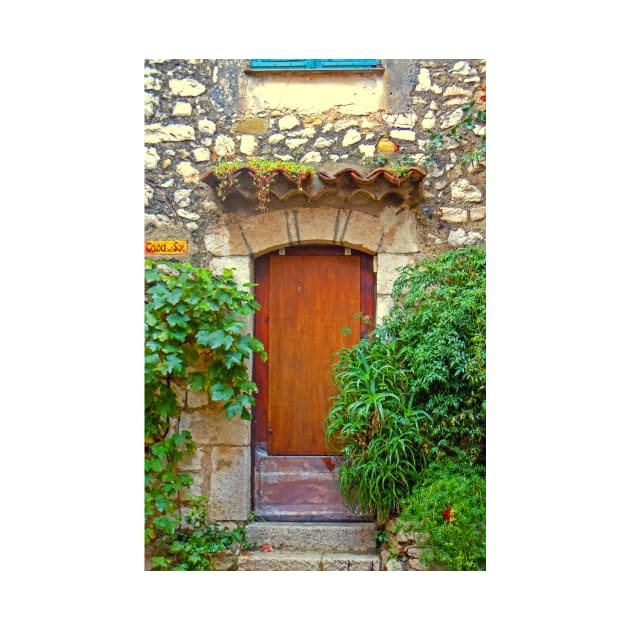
[144,260,266,567]
[151,498,250,571]
[396,458,486,571]
[388,245,486,466]
[325,246,485,523]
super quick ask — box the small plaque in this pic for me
[144,240,188,255]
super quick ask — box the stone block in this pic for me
[294,207,338,244]
[451,178,483,203]
[245,522,376,552]
[208,411,251,446]
[208,446,250,521]
[186,388,208,408]
[239,211,289,255]
[169,78,206,96]
[204,221,250,257]
[234,118,268,134]
[278,115,300,131]
[180,409,213,445]
[376,253,418,295]
[144,124,195,143]
[342,129,361,146]
[238,551,322,571]
[470,207,486,221]
[207,255,252,290]
[340,210,381,253]
[181,397,252,448]
[376,293,394,325]
[321,553,380,571]
[378,206,421,253]
[438,207,468,224]
[175,161,200,184]
[391,129,416,142]
[179,449,203,471]
[239,134,258,156]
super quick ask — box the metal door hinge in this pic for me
[373,257,378,273]
[344,248,351,256]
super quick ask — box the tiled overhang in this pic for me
[201,165,426,213]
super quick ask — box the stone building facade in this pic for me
[144,59,486,523]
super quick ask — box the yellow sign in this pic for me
[144,240,188,255]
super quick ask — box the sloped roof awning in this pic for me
[201,165,426,213]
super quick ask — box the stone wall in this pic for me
[144,59,486,523]
[144,59,486,267]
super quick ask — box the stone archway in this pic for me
[195,163,426,521]
[201,202,425,521]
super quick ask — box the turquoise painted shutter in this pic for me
[250,59,310,69]
[250,59,381,70]
[317,59,381,69]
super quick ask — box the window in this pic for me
[248,59,383,72]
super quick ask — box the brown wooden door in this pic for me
[268,253,360,454]
[253,246,374,520]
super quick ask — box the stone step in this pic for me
[245,521,377,552]
[238,550,380,571]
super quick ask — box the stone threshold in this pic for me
[237,550,380,571]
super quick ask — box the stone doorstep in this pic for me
[245,521,377,552]
[237,550,381,571]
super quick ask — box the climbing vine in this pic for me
[144,260,266,568]
[425,85,486,167]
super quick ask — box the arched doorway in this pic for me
[252,245,375,520]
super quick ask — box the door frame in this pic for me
[251,244,375,517]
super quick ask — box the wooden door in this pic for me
[253,246,374,520]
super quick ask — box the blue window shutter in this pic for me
[317,59,381,69]
[250,59,309,69]
[249,59,381,70]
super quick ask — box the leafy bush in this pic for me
[151,498,250,571]
[325,246,485,523]
[395,458,485,570]
[144,260,266,568]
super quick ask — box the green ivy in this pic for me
[144,260,266,567]
[152,498,250,571]
[424,97,486,168]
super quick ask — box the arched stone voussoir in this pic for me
[338,210,383,254]
[232,207,418,257]
[239,210,292,256]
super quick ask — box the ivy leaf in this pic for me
[166,312,189,327]
[167,288,183,305]
[225,400,243,419]
[153,516,176,535]
[197,329,233,350]
[211,383,234,402]
[187,372,207,391]
[224,320,245,334]
[165,353,183,373]
[224,350,243,369]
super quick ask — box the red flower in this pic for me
[442,507,454,522]
[261,543,273,552]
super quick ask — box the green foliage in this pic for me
[145,260,266,563]
[424,95,486,168]
[387,246,486,466]
[369,155,419,177]
[214,159,316,212]
[151,498,250,571]
[325,247,485,524]
[396,458,486,570]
